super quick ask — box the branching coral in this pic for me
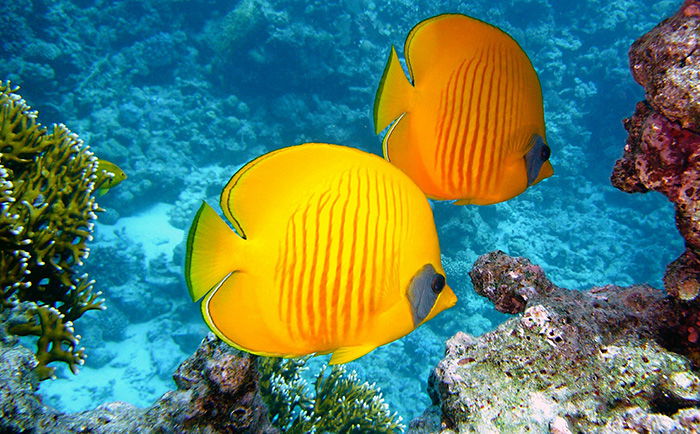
[258,356,404,433]
[0,81,105,379]
[7,303,85,380]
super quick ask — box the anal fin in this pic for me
[329,345,376,365]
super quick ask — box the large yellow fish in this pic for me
[185,143,456,364]
[374,13,553,205]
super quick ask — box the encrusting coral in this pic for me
[0,81,106,379]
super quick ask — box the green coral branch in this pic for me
[62,274,105,322]
[0,83,48,165]
[8,303,86,380]
[0,249,30,308]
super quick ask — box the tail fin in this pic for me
[373,46,414,134]
[185,201,243,301]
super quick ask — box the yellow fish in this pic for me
[185,143,456,364]
[374,13,553,205]
[94,159,127,196]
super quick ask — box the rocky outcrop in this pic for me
[0,333,277,433]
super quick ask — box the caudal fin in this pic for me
[185,201,243,301]
[373,46,414,135]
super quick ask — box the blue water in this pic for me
[1,0,682,425]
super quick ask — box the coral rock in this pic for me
[469,250,554,314]
[612,102,700,252]
[629,0,700,131]
[411,251,698,433]
[158,333,275,433]
[665,251,700,301]
[612,2,700,301]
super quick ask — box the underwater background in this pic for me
[0,0,683,423]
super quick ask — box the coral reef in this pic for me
[410,251,700,433]
[0,333,277,432]
[0,0,685,421]
[0,331,401,432]
[0,82,105,379]
[611,0,700,302]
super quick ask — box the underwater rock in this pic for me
[612,101,700,302]
[468,251,555,314]
[0,341,61,432]
[612,0,700,302]
[410,251,699,433]
[602,406,700,432]
[146,333,276,433]
[0,333,277,433]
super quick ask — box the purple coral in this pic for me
[611,0,700,301]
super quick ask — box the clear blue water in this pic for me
[1,0,682,425]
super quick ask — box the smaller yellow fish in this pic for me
[94,159,126,196]
[374,13,553,205]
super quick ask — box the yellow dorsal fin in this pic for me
[185,201,243,301]
[373,45,414,134]
[219,147,290,238]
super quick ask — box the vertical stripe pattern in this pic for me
[431,42,528,198]
[274,168,407,348]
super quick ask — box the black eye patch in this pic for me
[524,134,550,186]
[408,264,446,326]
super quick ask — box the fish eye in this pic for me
[431,274,445,294]
[540,144,551,161]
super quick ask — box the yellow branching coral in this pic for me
[8,303,86,380]
[0,81,106,380]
